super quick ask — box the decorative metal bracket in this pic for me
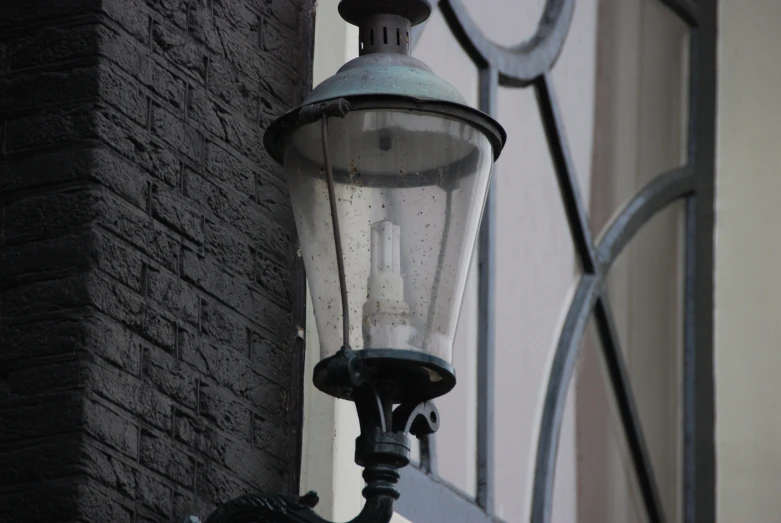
[186,350,440,523]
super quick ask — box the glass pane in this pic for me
[605,199,686,523]
[462,0,544,48]
[412,6,480,497]
[550,0,599,206]
[589,0,690,236]
[434,249,479,497]
[573,321,650,523]
[492,86,581,522]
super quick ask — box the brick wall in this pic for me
[0,0,314,521]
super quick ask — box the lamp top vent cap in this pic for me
[338,0,433,27]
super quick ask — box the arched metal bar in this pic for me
[530,275,599,523]
[439,0,574,86]
[530,169,696,523]
[596,167,696,274]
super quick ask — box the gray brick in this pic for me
[198,383,251,440]
[0,315,87,363]
[180,246,203,285]
[88,273,177,351]
[148,58,188,110]
[92,147,150,210]
[0,232,92,288]
[143,346,198,408]
[82,443,139,498]
[181,324,287,416]
[198,297,248,350]
[146,0,190,29]
[255,254,291,302]
[1,146,92,193]
[195,461,247,505]
[249,330,292,387]
[255,164,293,218]
[212,0,260,44]
[103,0,151,45]
[91,229,146,292]
[204,219,255,279]
[93,111,181,188]
[151,183,205,244]
[139,430,195,486]
[84,399,139,458]
[95,192,180,273]
[0,436,82,487]
[204,138,255,196]
[261,18,300,73]
[187,86,237,139]
[152,22,207,81]
[207,60,259,122]
[98,63,149,126]
[196,443,286,496]
[0,486,79,522]
[196,255,289,327]
[152,104,204,162]
[9,23,99,70]
[138,472,173,516]
[5,105,96,152]
[188,0,222,54]
[252,413,289,460]
[3,359,84,397]
[254,0,303,31]
[3,189,99,242]
[85,315,143,375]
[0,0,101,30]
[2,275,90,318]
[146,267,200,328]
[185,169,292,260]
[80,485,134,523]
[0,67,98,115]
[0,394,83,444]
[90,362,173,432]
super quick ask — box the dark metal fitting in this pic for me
[298,98,351,125]
[355,429,411,468]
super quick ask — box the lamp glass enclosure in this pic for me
[285,109,494,364]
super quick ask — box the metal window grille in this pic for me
[394,1,717,522]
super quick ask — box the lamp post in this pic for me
[194,1,505,521]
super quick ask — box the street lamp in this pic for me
[196,0,505,521]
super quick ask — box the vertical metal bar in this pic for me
[683,195,697,523]
[476,65,498,514]
[682,19,700,523]
[684,0,717,519]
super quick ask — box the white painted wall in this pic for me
[715,1,781,520]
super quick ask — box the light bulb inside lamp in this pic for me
[362,220,412,349]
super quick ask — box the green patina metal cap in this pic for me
[263,0,506,164]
